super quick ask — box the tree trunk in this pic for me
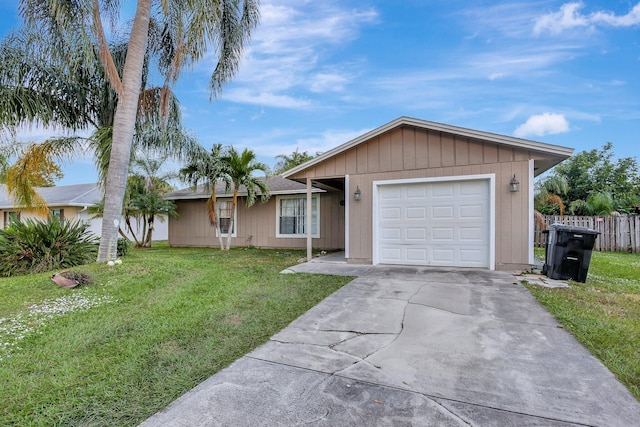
[225,189,238,251]
[124,215,143,248]
[145,215,154,247]
[97,0,152,262]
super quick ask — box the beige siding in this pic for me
[0,206,86,229]
[289,125,538,269]
[169,193,344,250]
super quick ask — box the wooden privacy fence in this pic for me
[534,215,640,253]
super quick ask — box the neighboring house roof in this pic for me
[0,183,102,209]
[282,116,574,178]
[164,175,324,201]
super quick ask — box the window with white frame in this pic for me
[50,208,65,221]
[276,195,319,238]
[4,211,20,227]
[216,200,236,236]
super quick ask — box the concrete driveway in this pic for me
[140,265,640,426]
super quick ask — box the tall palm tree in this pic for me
[2,35,196,215]
[8,0,259,262]
[180,144,230,250]
[223,147,269,250]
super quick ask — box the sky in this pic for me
[0,0,639,186]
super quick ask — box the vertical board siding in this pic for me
[427,130,442,168]
[273,126,549,267]
[170,193,345,250]
[403,127,416,170]
[534,215,640,253]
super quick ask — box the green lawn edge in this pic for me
[525,249,640,401]
[0,245,353,426]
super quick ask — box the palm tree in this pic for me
[89,157,178,248]
[223,147,270,250]
[2,38,196,218]
[273,149,316,174]
[127,157,178,247]
[180,144,230,250]
[534,175,569,216]
[7,0,259,262]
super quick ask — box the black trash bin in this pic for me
[542,224,600,283]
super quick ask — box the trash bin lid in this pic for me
[548,223,600,235]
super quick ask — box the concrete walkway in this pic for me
[140,264,640,426]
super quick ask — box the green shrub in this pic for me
[0,217,99,277]
[117,238,131,257]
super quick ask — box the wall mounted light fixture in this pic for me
[354,186,362,201]
[509,174,520,192]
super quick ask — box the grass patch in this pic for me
[0,245,352,426]
[526,249,640,400]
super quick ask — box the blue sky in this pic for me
[1,0,639,185]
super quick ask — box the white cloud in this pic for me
[591,3,640,27]
[244,127,371,160]
[534,2,640,35]
[294,128,371,155]
[309,72,350,93]
[534,2,589,35]
[223,88,311,109]
[513,113,570,137]
[216,0,378,109]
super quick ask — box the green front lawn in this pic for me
[0,245,352,426]
[526,249,640,400]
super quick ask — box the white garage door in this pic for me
[376,179,490,268]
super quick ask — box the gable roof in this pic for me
[0,183,102,209]
[164,175,324,201]
[283,116,574,178]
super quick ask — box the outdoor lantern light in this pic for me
[354,186,362,201]
[509,174,520,192]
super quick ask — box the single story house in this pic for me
[164,175,344,250]
[166,117,573,271]
[0,183,168,241]
[0,183,102,231]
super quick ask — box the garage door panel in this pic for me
[459,227,484,241]
[460,204,487,219]
[432,248,454,263]
[407,186,427,198]
[432,206,454,219]
[381,227,402,240]
[405,228,427,240]
[380,247,402,261]
[432,227,454,241]
[460,248,487,266]
[377,179,490,268]
[432,183,454,197]
[459,181,487,196]
[406,248,428,262]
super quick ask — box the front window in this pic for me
[276,195,319,238]
[50,208,65,221]
[217,200,235,236]
[4,211,20,227]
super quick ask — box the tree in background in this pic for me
[3,0,259,262]
[89,157,178,248]
[180,144,231,250]
[223,147,270,251]
[126,158,177,247]
[536,143,640,216]
[534,175,568,215]
[273,149,316,174]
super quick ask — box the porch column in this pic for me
[306,178,312,261]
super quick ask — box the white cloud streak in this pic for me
[219,0,378,109]
[514,113,570,137]
[534,2,640,35]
